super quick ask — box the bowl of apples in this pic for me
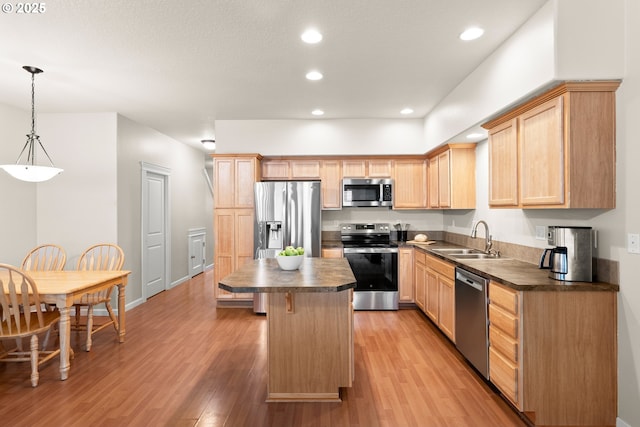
[276,246,305,270]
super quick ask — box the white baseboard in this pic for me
[617,417,632,427]
[169,275,189,289]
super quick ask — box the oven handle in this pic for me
[343,247,399,254]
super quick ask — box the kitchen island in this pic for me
[218,257,356,402]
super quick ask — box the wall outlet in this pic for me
[535,226,546,240]
[628,233,640,254]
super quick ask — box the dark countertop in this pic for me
[218,257,356,293]
[408,242,619,292]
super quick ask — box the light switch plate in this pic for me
[535,226,546,240]
[628,233,640,254]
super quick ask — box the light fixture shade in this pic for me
[0,164,63,182]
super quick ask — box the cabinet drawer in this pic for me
[489,282,519,315]
[489,347,520,407]
[489,325,518,363]
[426,254,455,277]
[489,304,519,338]
[414,249,426,265]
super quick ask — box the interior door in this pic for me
[189,231,205,277]
[142,167,169,299]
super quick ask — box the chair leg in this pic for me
[30,335,39,387]
[75,305,81,328]
[105,302,119,333]
[86,305,94,352]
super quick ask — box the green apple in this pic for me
[284,247,296,256]
[296,247,304,255]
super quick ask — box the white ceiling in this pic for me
[0,0,546,151]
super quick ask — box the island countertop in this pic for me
[218,257,356,293]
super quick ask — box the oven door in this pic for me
[343,247,398,310]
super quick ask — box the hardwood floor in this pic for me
[0,269,526,427]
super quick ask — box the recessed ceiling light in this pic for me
[460,27,484,41]
[201,139,216,150]
[400,108,414,115]
[306,70,323,81]
[301,29,323,44]
[466,133,484,139]
[312,109,324,116]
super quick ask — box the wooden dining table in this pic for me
[27,270,131,380]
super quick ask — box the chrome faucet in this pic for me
[471,220,493,254]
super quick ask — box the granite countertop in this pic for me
[218,257,356,293]
[408,242,619,292]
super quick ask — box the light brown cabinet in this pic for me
[414,250,426,311]
[427,144,476,209]
[488,281,617,426]
[483,81,620,208]
[261,159,321,180]
[398,247,414,303]
[320,160,342,209]
[413,249,455,342]
[342,159,392,178]
[321,247,343,258]
[392,159,427,209]
[212,154,261,302]
[213,208,255,300]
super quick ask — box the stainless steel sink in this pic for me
[432,248,483,255]
[451,253,507,260]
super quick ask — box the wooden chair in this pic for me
[21,244,66,272]
[73,244,125,351]
[0,264,61,387]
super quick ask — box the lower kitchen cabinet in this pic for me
[398,247,414,303]
[413,249,455,342]
[414,250,426,310]
[214,208,254,301]
[488,281,617,426]
[321,247,343,258]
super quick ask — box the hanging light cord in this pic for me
[14,67,56,167]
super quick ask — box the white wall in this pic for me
[0,104,37,265]
[215,119,426,154]
[36,113,119,268]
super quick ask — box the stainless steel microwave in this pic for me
[342,178,393,207]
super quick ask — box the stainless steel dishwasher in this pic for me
[454,267,489,379]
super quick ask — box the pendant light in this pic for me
[0,66,63,182]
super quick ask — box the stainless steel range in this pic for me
[340,223,398,310]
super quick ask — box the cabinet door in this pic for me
[438,151,451,208]
[234,209,255,299]
[425,268,439,322]
[262,160,290,180]
[428,158,439,208]
[488,119,519,206]
[213,159,235,209]
[398,248,414,302]
[368,159,392,177]
[342,160,366,178]
[519,96,564,206]
[393,159,427,209]
[321,248,343,258]
[235,158,258,208]
[320,160,342,209]
[291,160,321,179]
[438,274,455,341]
[414,260,426,311]
[214,209,235,298]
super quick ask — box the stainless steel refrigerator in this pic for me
[253,180,322,313]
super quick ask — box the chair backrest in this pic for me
[0,264,45,337]
[21,244,66,271]
[76,244,125,271]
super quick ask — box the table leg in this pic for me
[58,306,71,380]
[117,282,126,343]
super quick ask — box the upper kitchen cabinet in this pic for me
[392,158,427,209]
[483,81,620,209]
[261,159,322,180]
[427,144,476,209]
[213,154,262,208]
[342,159,392,178]
[320,160,342,209]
